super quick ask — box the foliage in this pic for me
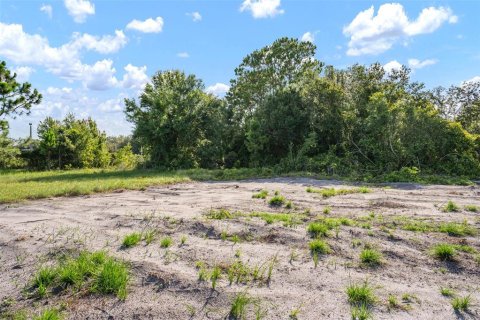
[112,143,140,169]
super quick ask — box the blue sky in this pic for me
[1,0,479,138]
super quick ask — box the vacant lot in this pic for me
[1,178,479,319]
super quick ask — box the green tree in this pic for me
[125,70,227,168]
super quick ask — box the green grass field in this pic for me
[0,167,474,204]
[0,168,281,203]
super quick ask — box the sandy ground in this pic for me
[0,177,479,319]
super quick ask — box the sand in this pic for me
[0,178,479,319]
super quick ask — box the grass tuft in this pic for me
[122,232,142,248]
[443,200,460,212]
[431,243,456,261]
[346,280,376,306]
[360,248,382,266]
[229,291,251,319]
[252,190,268,199]
[452,295,471,311]
[160,236,173,248]
[268,195,286,207]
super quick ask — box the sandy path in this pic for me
[0,178,479,319]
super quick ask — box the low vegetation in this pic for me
[346,280,376,306]
[31,251,129,300]
[359,248,382,266]
[431,243,457,261]
[306,186,371,198]
[252,189,268,199]
[122,232,142,248]
[451,295,472,311]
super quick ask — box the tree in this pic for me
[125,70,227,168]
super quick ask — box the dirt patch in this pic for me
[0,178,479,319]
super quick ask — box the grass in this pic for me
[249,211,306,227]
[440,287,455,297]
[346,280,376,306]
[229,292,251,319]
[31,251,128,300]
[307,217,354,238]
[160,237,173,248]
[387,294,399,309]
[443,200,460,212]
[309,239,331,267]
[350,304,372,320]
[33,308,62,320]
[210,266,221,290]
[306,186,371,198]
[0,168,281,203]
[464,205,478,212]
[143,229,156,245]
[206,208,233,220]
[452,295,471,311]
[122,232,142,248]
[268,195,286,206]
[438,222,477,237]
[359,249,382,266]
[431,243,456,261]
[252,189,268,199]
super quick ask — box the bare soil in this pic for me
[1,178,479,319]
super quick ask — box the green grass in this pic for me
[0,168,281,203]
[143,230,156,245]
[268,195,286,206]
[438,222,476,237]
[122,232,142,248]
[306,186,371,198]
[443,200,460,212]
[206,208,233,220]
[210,266,222,290]
[307,217,354,238]
[31,251,128,300]
[464,205,478,212]
[440,287,455,297]
[351,304,372,320]
[346,280,376,306]
[431,243,456,261]
[33,308,62,320]
[452,295,471,311]
[160,237,173,248]
[359,249,382,266]
[229,292,251,319]
[249,211,306,227]
[252,189,268,199]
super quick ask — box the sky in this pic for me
[1,0,479,139]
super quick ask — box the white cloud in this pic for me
[301,32,314,43]
[408,58,437,70]
[206,83,230,97]
[0,22,130,89]
[68,30,128,54]
[344,3,457,56]
[126,17,164,33]
[121,64,149,90]
[64,0,95,23]
[187,12,202,22]
[177,52,189,58]
[240,0,284,19]
[13,66,35,82]
[98,98,123,113]
[383,60,402,73]
[40,4,53,18]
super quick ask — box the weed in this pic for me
[93,258,129,300]
[474,255,480,265]
[221,230,228,241]
[180,235,187,246]
[143,229,156,245]
[229,291,251,319]
[401,293,418,303]
[252,190,268,199]
[285,201,293,209]
[454,244,477,254]
[351,239,362,248]
[443,200,460,212]
[438,222,476,237]
[440,287,455,297]
[307,222,330,238]
[323,206,331,214]
[309,239,330,268]
[350,304,371,320]
[235,249,242,258]
[210,266,222,290]
[266,254,277,284]
[231,234,240,244]
[289,305,302,319]
[207,208,232,220]
[464,205,478,212]
[387,294,399,309]
[33,308,61,320]
[198,266,208,282]
[268,195,286,207]
[307,187,371,198]
[122,232,142,248]
[452,295,471,311]
[360,249,382,266]
[431,243,456,261]
[346,280,376,306]
[160,237,173,248]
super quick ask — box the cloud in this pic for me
[68,30,128,54]
[0,22,130,88]
[187,12,202,22]
[301,32,314,43]
[98,98,123,113]
[13,66,35,82]
[383,60,402,73]
[177,52,189,58]
[408,58,437,70]
[126,17,164,33]
[206,83,230,97]
[64,0,95,23]
[240,0,284,19]
[40,4,53,18]
[120,64,149,90]
[344,3,457,56]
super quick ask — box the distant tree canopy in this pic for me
[126,38,480,177]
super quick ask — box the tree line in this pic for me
[1,38,479,178]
